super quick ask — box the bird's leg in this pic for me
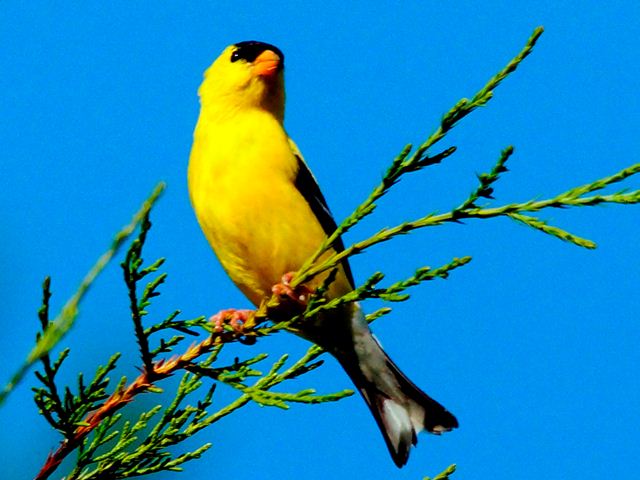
[270,272,313,319]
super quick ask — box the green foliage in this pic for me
[302,256,472,321]
[4,25,638,479]
[33,350,120,436]
[424,464,457,480]
[122,211,165,375]
[69,374,214,478]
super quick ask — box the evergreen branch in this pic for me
[37,276,52,329]
[303,257,472,319]
[562,162,640,198]
[214,352,353,409]
[199,345,349,421]
[232,383,352,409]
[464,187,640,214]
[186,345,324,430]
[365,307,393,324]
[424,464,457,480]
[0,183,165,407]
[122,212,160,375]
[32,278,73,434]
[269,345,325,382]
[300,160,640,285]
[298,145,457,281]
[144,312,208,337]
[380,257,473,301]
[149,335,185,357]
[508,213,597,249]
[70,374,215,479]
[185,353,269,382]
[70,413,123,477]
[455,146,514,213]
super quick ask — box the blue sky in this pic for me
[1,2,639,479]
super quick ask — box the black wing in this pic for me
[293,153,355,288]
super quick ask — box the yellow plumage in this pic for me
[188,44,350,305]
[188,41,457,467]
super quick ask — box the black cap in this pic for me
[230,41,284,68]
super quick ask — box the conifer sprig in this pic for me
[122,210,161,375]
[300,159,640,285]
[424,464,457,480]
[301,256,472,321]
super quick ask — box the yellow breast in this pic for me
[188,110,330,305]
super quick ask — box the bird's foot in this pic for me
[270,272,312,318]
[209,308,256,335]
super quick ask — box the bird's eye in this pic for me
[230,50,241,63]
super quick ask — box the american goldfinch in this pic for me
[188,40,458,467]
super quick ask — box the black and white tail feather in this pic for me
[321,305,458,467]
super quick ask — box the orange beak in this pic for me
[253,50,281,77]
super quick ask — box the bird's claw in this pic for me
[269,272,312,319]
[209,309,255,335]
[272,272,312,307]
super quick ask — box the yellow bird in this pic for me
[188,41,457,467]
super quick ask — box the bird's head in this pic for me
[199,41,285,121]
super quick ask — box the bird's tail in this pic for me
[331,306,458,467]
